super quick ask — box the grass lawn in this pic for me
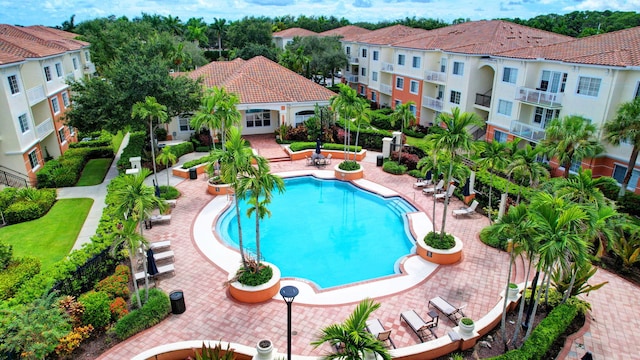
[0,198,93,271]
[406,135,430,151]
[76,158,113,186]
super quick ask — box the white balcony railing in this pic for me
[36,118,54,140]
[380,84,392,95]
[26,85,46,106]
[510,120,546,142]
[422,96,443,111]
[346,75,359,83]
[424,70,446,83]
[348,56,359,64]
[381,62,394,72]
[515,87,563,108]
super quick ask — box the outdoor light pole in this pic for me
[280,285,299,360]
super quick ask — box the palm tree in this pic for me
[190,86,242,151]
[311,299,391,360]
[553,168,614,209]
[330,84,362,161]
[476,140,509,223]
[390,101,416,166]
[541,115,604,178]
[604,97,640,197]
[211,17,227,58]
[170,42,190,72]
[111,218,147,308]
[506,144,550,203]
[132,96,169,187]
[238,157,285,266]
[156,149,178,188]
[429,108,483,238]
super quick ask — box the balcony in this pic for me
[380,84,392,95]
[83,63,96,74]
[516,87,563,108]
[475,93,491,108]
[346,75,359,83]
[26,85,46,106]
[36,118,54,140]
[510,120,546,142]
[348,56,359,64]
[422,96,443,111]
[424,70,446,83]
[381,62,394,72]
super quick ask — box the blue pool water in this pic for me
[216,176,417,288]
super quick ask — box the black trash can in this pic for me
[169,290,186,314]
[376,155,384,167]
[188,167,197,180]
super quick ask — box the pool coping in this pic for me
[192,169,438,305]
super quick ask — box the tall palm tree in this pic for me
[390,101,416,166]
[311,299,391,360]
[429,108,483,238]
[541,115,604,178]
[330,84,361,160]
[506,144,550,203]
[111,218,147,308]
[351,97,371,161]
[156,149,178,188]
[476,140,509,223]
[132,96,169,187]
[190,86,242,151]
[211,17,227,58]
[238,157,285,266]
[552,168,614,209]
[604,97,640,197]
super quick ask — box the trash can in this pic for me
[376,155,384,167]
[169,290,186,314]
[189,167,197,180]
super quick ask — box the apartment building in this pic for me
[0,25,95,187]
[340,20,640,193]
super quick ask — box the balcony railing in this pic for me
[348,56,359,64]
[346,75,359,83]
[380,84,392,95]
[475,93,491,108]
[516,87,563,108]
[422,96,443,111]
[424,70,446,83]
[510,120,546,142]
[36,117,54,140]
[381,62,394,72]
[26,85,46,106]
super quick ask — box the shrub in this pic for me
[286,125,309,141]
[159,186,180,200]
[165,141,194,158]
[0,242,13,270]
[338,161,361,171]
[236,265,273,286]
[288,142,361,153]
[78,291,112,329]
[195,146,210,152]
[408,169,423,178]
[58,295,85,326]
[181,155,212,169]
[382,160,407,175]
[596,178,620,201]
[116,131,146,173]
[618,191,640,217]
[113,288,170,340]
[55,324,94,357]
[390,151,419,170]
[424,231,455,250]
[0,257,41,301]
[109,297,129,320]
[0,187,18,211]
[95,272,130,300]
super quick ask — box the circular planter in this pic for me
[416,233,463,265]
[228,262,281,304]
[458,317,475,335]
[256,339,273,360]
[334,163,364,181]
[508,283,519,299]
[207,181,234,196]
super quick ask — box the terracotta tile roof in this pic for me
[497,26,640,67]
[0,24,87,65]
[393,20,572,54]
[319,25,372,41]
[349,25,428,45]
[272,27,318,38]
[180,56,336,104]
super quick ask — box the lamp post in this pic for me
[280,285,299,360]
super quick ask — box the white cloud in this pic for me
[564,0,640,11]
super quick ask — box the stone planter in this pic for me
[334,163,364,181]
[172,163,207,179]
[207,181,234,196]
[508,283,519,299]
[255,339,273,360]
[416,233,463,265]
[458,317,475,335]
[228,262,281,304]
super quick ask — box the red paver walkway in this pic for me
[97,135,640,360]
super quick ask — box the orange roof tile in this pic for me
[272,27,318,38]
[180,56,336,104]
[0,24,88,65]
[319,25,372,41]
[350,25,428,45]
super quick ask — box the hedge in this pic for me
[36,147,114,188]
[78,291,112,329]
[0,257,41,301]
[116,131,146,173]
[382,160,407,175]
[181,155,212,169]
[289,142,362,153]
[1,188,57,225]
[164,142,194,159]
[113,288,170,340]
[618,191,640,217]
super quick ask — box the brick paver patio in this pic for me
[97,135,640,360]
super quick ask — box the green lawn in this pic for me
[76,158,112,186]
[0,198,93,271]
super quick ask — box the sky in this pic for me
[0,0,638,27]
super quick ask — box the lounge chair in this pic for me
[453,200,479,217]
[149,214,171,224]
[422,180,444,195]
[149,240,171,250]
[366,319,396,349]
[153,250,174,262]
[413,178,432,188]
[305,156,314,166]
[324,153,332,165]
[135,263,175,282]
[400,310,439,342]
[428,296,466,323]
[434,185,456,201]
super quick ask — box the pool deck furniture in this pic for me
[149,240,171,250]
[422,180,444,195]
[135,263,175,282]
[434,185,457,201]
[153,250,174,262]
[400,309,439,342]
[366,319,396,349]
[413,178,432,188]
[428,296,466,323]
[453,200,479,217]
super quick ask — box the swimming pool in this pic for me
[216,176,417,288]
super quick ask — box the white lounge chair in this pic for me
[434,185,456,201]
[135,263,175,281]
[413,178,432,188]
[149,214,171,224]
[153,250,174,262]
[149,240,171,250]
[428,296,466,323]
[366,319,396,349]
[422,180,444,195]
[453,200,479,217]
[400,310,439,342]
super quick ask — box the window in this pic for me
[28,149,39,170]
[72,57,78,70]
[55,63,63,77]
[361,67,367,76]
[540,71,567,93]
[577,76,601,97]
[409,104,417,116]
[635,82,640,98]
[69,126,75,136]
[412,56,421,69]
[84,51,90,62]
[62,92,70,107]
[371,91,377,102]
[58,127,66,143]
[345,46,351,55]
[361,48,367,58]
[51,98,60,114]
[373,51,379,61]
[503,67,517,84]
[497,100,513,116]
[394,99,401,107]
[450,90,461,104]
[44,66,52,81]
[7,75,19,94]
[533,107,560,128]
[613,164,640,190]
[396,77,404,90]
[179,117,193,131]
[569,158,582,173]
[245,109,271,128]
[440,58,447,73]
[18,114,29,133]
[359,85,365,95]
[494,130,507,143]
[453,61,464,75]
[372,71,378,81]
[397,54,405,66]
[410,80,419,94]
